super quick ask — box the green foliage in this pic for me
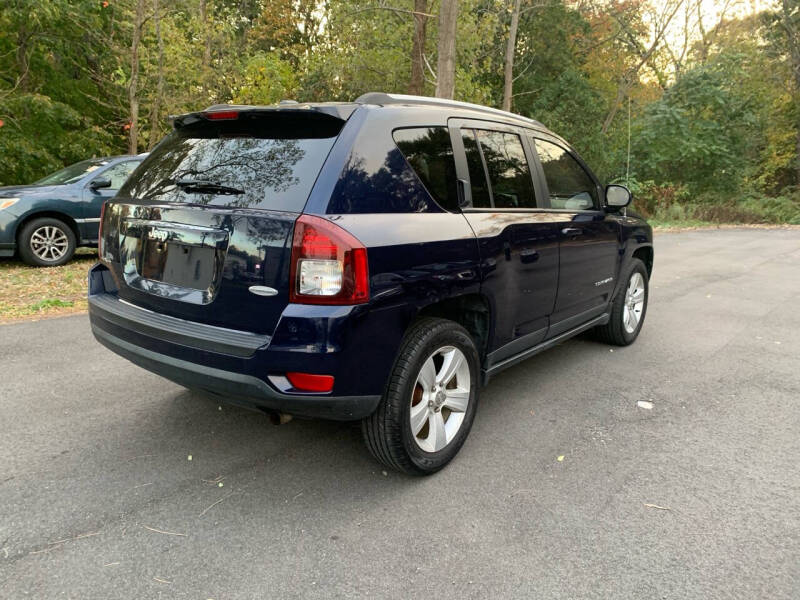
[633,60,756,193]
[234,52,298,105]
[0,0,797,225]
[0,94,117,185]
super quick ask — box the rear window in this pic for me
[118,114,342,212]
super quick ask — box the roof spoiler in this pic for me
[169,103,358,129]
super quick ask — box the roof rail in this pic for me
[354,92,544,128]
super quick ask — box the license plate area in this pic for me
[140,240,216,291]
[119,218,230,305]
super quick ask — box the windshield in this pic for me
[118,114,343,212]
[35,159,110,185]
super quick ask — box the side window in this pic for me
[461,130,492,208]
[393,127,459,211]
[475,130,536,209]
[461,128,537,209]
[99,161,141,190]
[533,139,597,210]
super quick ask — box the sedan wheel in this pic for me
[30,225,70,262]
[18,217,77,267]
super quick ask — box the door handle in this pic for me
[562,227,582,237]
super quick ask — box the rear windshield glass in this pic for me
[118,114,342,212]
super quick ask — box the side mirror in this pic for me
[605,184,632,209]
[90,178,112,191]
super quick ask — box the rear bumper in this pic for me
[88,264,383,421]
[91,323,380,419]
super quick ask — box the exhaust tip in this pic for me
[269,411,293,426]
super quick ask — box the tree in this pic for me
[147,0,166,149]
[602,0,686,134]
[128,0,146,154]
[435,0,459,98]
[502,0,522,111]
[778,0,800,185]
[409,0,430,95]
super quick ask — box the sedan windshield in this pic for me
[34,159,110,185]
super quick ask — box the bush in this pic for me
[624,178,800,225]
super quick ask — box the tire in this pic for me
[362,317,480,476]
[18,217,76,267]
[594,258,649,346]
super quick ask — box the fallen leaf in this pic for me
[557,455,564,462]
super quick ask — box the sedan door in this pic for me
[529,136,620,337]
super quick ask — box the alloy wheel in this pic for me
[409,345,471,453]
[623,272,645,334]
[30,226,69,262]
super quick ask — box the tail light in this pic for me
[289,215,369,305]
[97,201,107,261]
[203,110,239,120]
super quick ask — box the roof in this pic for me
[355,92,545,129]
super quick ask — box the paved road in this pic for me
[1,229,799,599]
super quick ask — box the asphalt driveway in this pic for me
[1,228,799,599]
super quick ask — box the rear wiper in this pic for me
[174,179,244,195]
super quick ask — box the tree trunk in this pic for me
[200,0,212,97]
[128,0,146,155]
[435,0,458,99]
[148,0,165,149]
[781,0,800,186]
[502,0,522,112]
[16,29,30,92]
[408,0,429,95]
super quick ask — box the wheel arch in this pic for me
[416,293,492,361]
[632,245,654,279]
[16,211,80,245]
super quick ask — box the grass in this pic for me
[0,249,96,323]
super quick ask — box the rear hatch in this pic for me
[100,107,350,335]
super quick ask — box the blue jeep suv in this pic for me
[88,93,653,475]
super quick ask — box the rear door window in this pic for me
[533,139,598,210]
[98,160,141,190]
[461,128,537,209]
[393,127,459,211]
[119,115,342,212]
